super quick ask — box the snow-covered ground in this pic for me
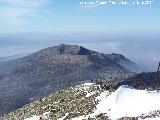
[72,85,160,120]
[144,117,160,120]
[24,84,160,120]
[95,85,160,119]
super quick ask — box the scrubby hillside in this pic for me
[0,44,138,115]
[116,72,160,90]
[104,53,141,72]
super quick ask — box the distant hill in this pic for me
[0,53,29,63]
[0,44,139,116]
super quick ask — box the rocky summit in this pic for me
[0,44,139,116]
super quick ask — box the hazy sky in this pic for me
[0,0,160,33]
[0,0,159,71]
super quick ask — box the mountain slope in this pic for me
[104,53,141,72]
[116,72,160,90]
[0,44,138,116]
[2,83,160,120]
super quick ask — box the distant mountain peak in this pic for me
[38,44,97,56]
[0,44,140,116]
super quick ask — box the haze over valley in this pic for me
[0,31,159,71]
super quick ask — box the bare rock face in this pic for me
[0,44,138,116]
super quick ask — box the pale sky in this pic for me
[0,0,160,33]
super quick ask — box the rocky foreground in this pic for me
[1,82,160,120]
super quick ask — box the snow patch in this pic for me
[72,85,160,120]
[84,83,95,86]
[25,116,40,120]
[143,117,160,120]
[58,113,69,120]
[24,112,50,120]
[85,91,96,97]
[101,85,160,119]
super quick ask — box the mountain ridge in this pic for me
[0,44,139,116]
[2,80,160,120]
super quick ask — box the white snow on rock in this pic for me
[58,113,69,120]
[72,85,160,120]
[144,117,160,120]
[83,83,95,91]
[85,91,96,97]
[84,83,95,86]
[24,112,50,120]
[25,116,40,120]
